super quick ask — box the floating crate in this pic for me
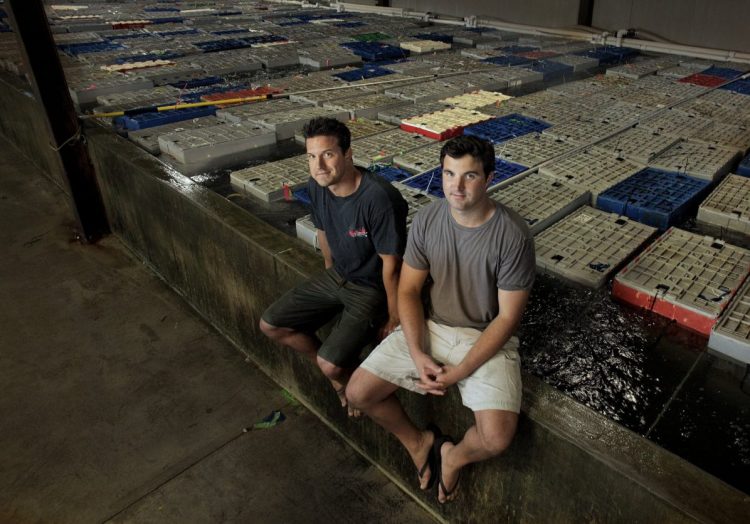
[402,158,527,198]
[542,120,619,145]
[535,206,657,287]
[720,78,750,96]
[128,115,221,154]
[591,100,652,125]
[298,46,362,69]
[528,59,574,81]
[688,122,750,154]
[351,32,392,42]
[574,45,637,65]
[378,101,453,125]
[697,174,750,236]
[709,277,750,364]
[679,73,727,88]
[249,45,301,69]
[201,86,281,105]
[539,147,644,202]
[392,141,445,173]
[323,93,409,120]
[96,85,182,110]
[649,140,742,181]
[516,50,561,60]
[292,187,312,207]
[158,122,276,165]
[340,41,409,61]
[230,154,309,201]
[483,54,532,67]
[494,132,577,168]
[296,214,320,250]
[546,53,599,72]
[400,40,451,53]
[656,65,701,80]
[489,172,589,234]
[401,108,492,140]
[638,109,712,139]
[370,165,413,183]
[247,107,350,140]
[352,128,435,167]
[440,90,512,109]
[596,168,712,229]
[217,99,312,123]
[612,227,750,335]
[463,113,550,144]
[699,88,750,109]
[392,182,439,229]
[384,80,466,103]
[115,106,217,131]
[333,65,394,82]
[596,127,680,164]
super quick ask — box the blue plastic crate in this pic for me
[114,51,183,63]
[194,39,252,52]
[720,78,750,95]
[148,17,185,24]
[152,28,200,37]
[293,188,312,206]
[574,45,637,65]
[58,41,125,55]
[463,114,551,144]
[106,32,153,40]
[114,106,217,131]
[528,59,574,80]
[403,168,445,197]
[701,66,746,79]
[492,158,528,183]
[483,54,532,67]
[414,33,453,44]
[595,168,712,230]
[738,153,750,177]
[244,34,287,46]
[215,10,242,16]
[371,165,412,183]
[211,29,250,36]
[333,66,393,82]
[340,41,409,61]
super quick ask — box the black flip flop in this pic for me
[417,423,442,490]
[434,434,460,503]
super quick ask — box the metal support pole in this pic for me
[578,0,595,27]
[6,0,109,243]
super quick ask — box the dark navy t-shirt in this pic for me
[309,171,408,289]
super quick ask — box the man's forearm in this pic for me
[399,289,427,359]
[453,315,517,381]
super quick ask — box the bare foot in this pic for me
[438,439,461,503]
[406,429,436,490]
[332,381,361,417]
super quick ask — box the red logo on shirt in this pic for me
[348,227,368,238]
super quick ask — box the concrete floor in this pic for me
[0,136,435,524]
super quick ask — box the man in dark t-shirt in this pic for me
[260,117,408,416]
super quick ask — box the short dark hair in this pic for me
[302,117,351,153]
[439,135,495,177]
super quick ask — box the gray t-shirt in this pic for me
[404,199,535,329]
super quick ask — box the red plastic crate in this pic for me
[611,279,716,336]
[516,50,561,60]
[678,73,726,88]
[112,21,150,30]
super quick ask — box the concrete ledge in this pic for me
[2,76,747,521]
[84,126,747,522]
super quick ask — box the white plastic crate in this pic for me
[392,183,439,229]
[385,80,466,103]
[535,206,657,287]
[688,122,750,154]
[542,120,619,146]
[96,85,181,110]
[158,122,276,165]
[639,109,713,139]
[440,90,513,110]
[590,101,653,125]
[247,107,350,140]
[489,172,589,235]
[352,129,435,167]
[547,54,599,72]
[649,140,742,181]
[128,115,221,154]
[596,127,681,164]
[323,93,410,120]
[296,214,320,251]
[494,133,578,168]
[697,174,750,236]
[217,99,312,123]
[249,44,301,69]
[539,146,644,202]
[392,141,445,173]
[709,277,750,364]
[613,227,750,335]
[401,108,492,139]
[400,40,451,53]
[378,101,453,125]
[68,73,154,106]
[230,154,310,202]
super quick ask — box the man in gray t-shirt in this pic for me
[347,135,535,504]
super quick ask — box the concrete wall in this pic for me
[2,75,746,522]
[592,0,750,53]
[391,0,581,27]
[83,124,746,522]
[0,75,67,192]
